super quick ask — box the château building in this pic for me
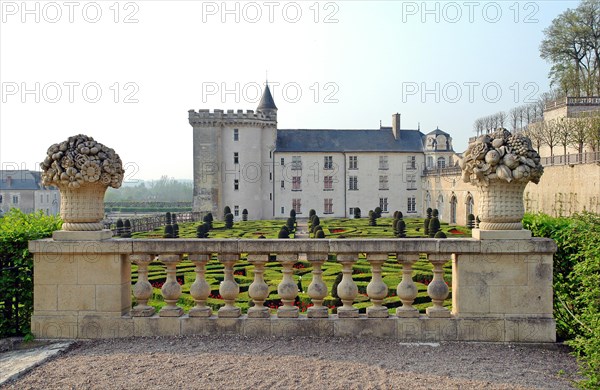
[188,84,457,221]
[0,170,60,216]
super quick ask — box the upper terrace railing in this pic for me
[541,151,600,166]
[422,166,462,177]
[544,96,600,111]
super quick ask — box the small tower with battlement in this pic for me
[189,84,278,219]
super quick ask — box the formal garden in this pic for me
[1,208,599,387]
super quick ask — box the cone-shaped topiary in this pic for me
[286,217,295,232]
[224,206,231,216]
[196,223,208,238]
[115,219,124,237]
[242,208,248,221]
[397,219,406,238]
[172,213,177,224]
[426,208,432,218]
[225,213,234,229]
[434,231,447,238]
[467,214,475,229]
[315,229,325,238]
[172,223,179,238]
[165,212,172,225]
[163,224,173,238]
[428,217,441,238]
[122,219,132,238]
[369,211,377,226]
[354,207,361,219]
[203,212,213,229]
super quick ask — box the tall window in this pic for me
[349,176,358,190]
[233,129,239,141]
[292,176,301,191]
[324,176,333,190]
[292,156,302,170]
[379,197,388,213]
[379,175,388,190]
[40,194,43,203]
[292,199,302,214]
[437,157,446,169]
[324,156,333,170]
[234,179,239,191]
[234,152,239,165]
[427,156,434,168]
[280,157,285,165]
[349,156,358,170]
[0,195,3,203]
[281,180,285,189]
[324,198,333,214]
[407,155,416,170]
[234,205,239,216]
[379,156,389,170]
[407,174,416,190]
[12,196,18,204]
[467,195,474,216]
[281,206,285,214]
[407,196,416,213]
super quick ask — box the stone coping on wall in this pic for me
[29,237,557,255]
[32,314,556,342]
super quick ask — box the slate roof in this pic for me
[0,170,45,190]
[257,84,278,111]
[427,127,450,136]
[276,128,426,153]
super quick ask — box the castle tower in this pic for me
[189,84,278,219]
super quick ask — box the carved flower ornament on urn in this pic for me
[40,134,124,239]
[459,128,543,238]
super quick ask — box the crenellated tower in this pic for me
[189,84,278,219]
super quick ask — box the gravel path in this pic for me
[1,336,580,389]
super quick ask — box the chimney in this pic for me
[392,113,401,140]
[6,176,13,188]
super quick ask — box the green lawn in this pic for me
[131,216,467,315]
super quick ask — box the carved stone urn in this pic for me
[40,134,124,232]
[460,129,544,231]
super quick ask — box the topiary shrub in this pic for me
[242,209,248,221]
[369,211,377,226]
[290,209,296,219]
[428,217,440,238]
[309,209,316,218]
[196,223,208,238]
[286,217,295,232]
[434,231,447,238]
[171,213,177,224]
[397,211,403,219]
[374,207,382,218]
[122,220,132,238]
[331,272,343,311]
[165,212,172,225]
[396,219,406,238]
[475,216,481,229]
[203,212,213,229]
[315,229,325,238]
[426,208,432,218]
[312,215,320,228]
[354,207,361,219]
[424,208,432,237]
[163,224,174,238]
[393,211,399,219]
[115,219,124,237]
[172,223,179,238]
[432,208,439,218]
[225,213,234,229]
[393,218,399,235]
[467,214,475,229]
[278,227,290,238]
[224,206,231,216]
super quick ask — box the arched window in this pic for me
[450,195,457,224]
[437,194,444,219]
[437,157,446,169]
[425,192,431,211]
[466,194,474,216]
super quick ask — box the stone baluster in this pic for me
[426,254,451,318]
[336,253,359,317]
[306,253,329,318]
[277,254,299,318]
[130,254,155,317]
[158,254,184,317]
[366,253,389,318]
[396,254,420,318]
[188,254,211,317]
[218,253,241,318]
[247,254,270,318]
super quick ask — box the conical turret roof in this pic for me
[257,84,277,111]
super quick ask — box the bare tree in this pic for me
[497,111,507,128]
[510,107,520,131]
[541,119,561,156]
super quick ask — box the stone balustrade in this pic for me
[29,237,556,342]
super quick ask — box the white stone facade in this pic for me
[189,88,456,220]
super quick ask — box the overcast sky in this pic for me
[0,0,573,181]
